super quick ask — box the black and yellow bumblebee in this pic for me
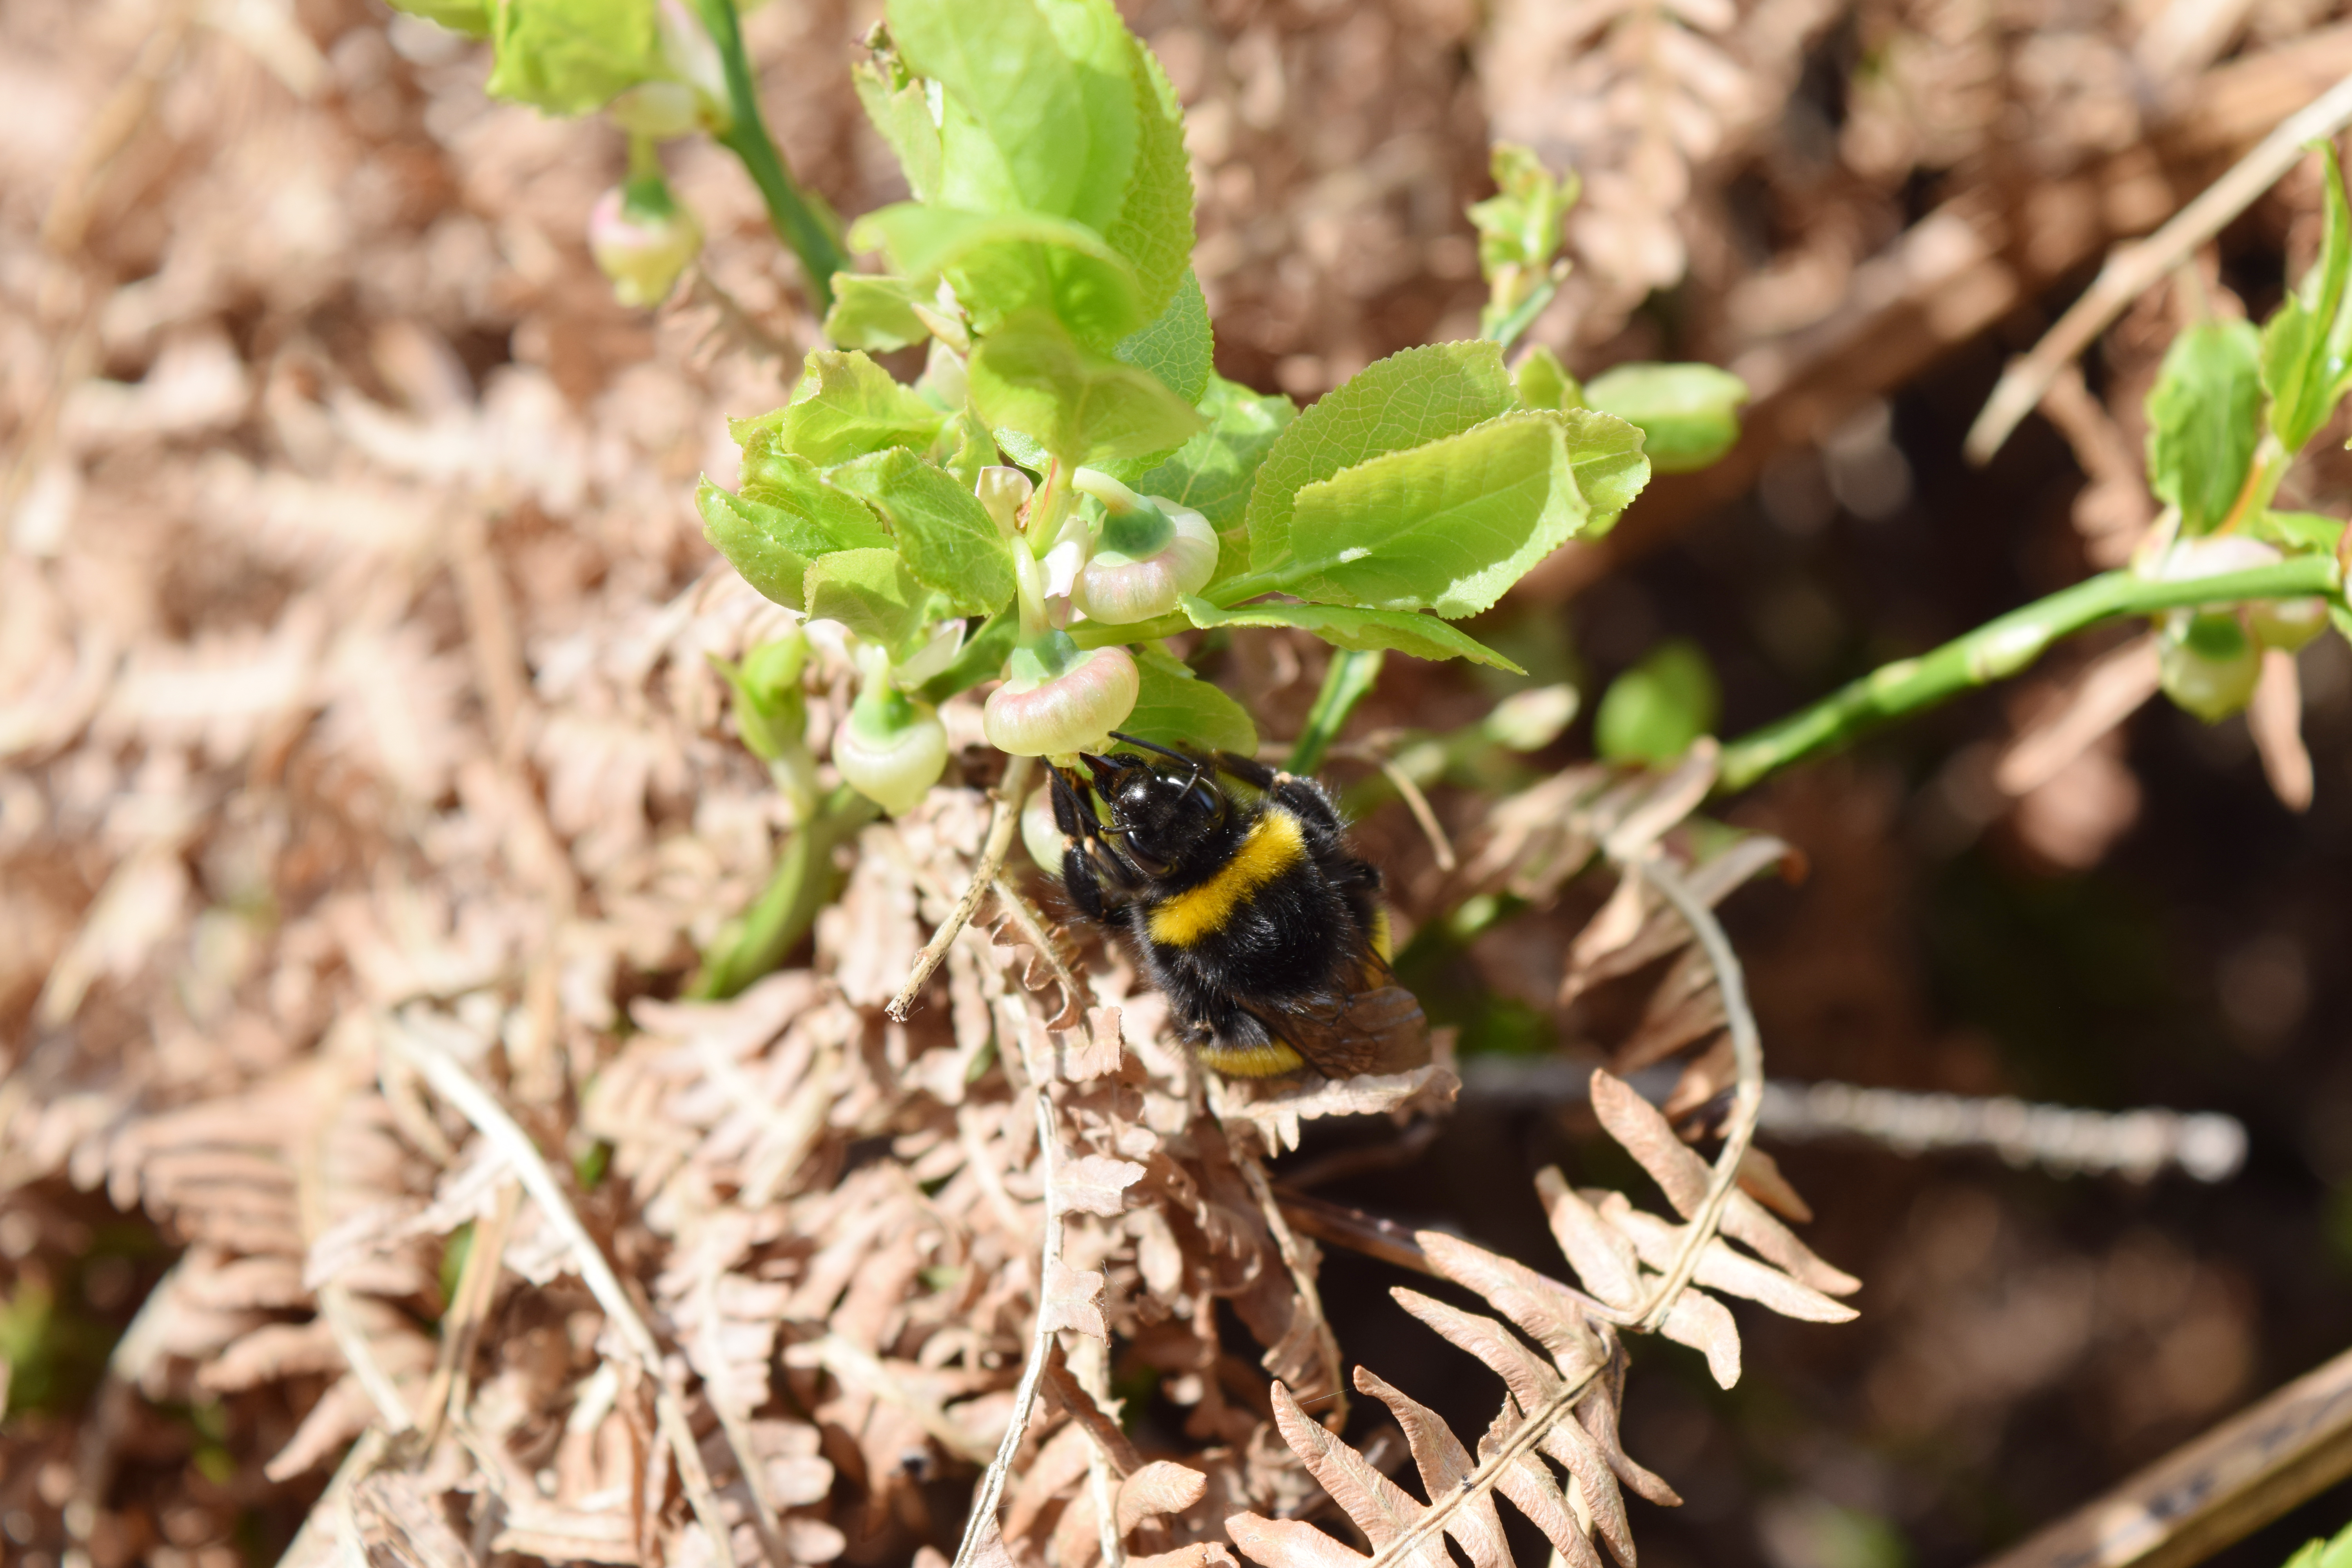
[1049,734,1429,1080]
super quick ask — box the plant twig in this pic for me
[1622,855,1762,1334]
[1714,555,2343,793]
[1760,1081,2248,1181]
[1966,68,2352,463]
[1375,757,1456,871]
[691,784,878,999]
[889,753,1037,1020]
[691,0,848,314]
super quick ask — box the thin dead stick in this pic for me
[1967,67,2352,462]
[381,1008,764,1568]
[417,1176,522,1450]
[951,1009,1067,1568]
[890,753,1038,1020]
[1236,1151,1348,1423]
[1377,758,1457,872]
[1065,1338,1131,1568]
[1625,854,1764,1335]
[1976,1343,2352,1568]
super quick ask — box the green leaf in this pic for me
[803,548,931,647]
[918,608,1018,702]
[699,483,815,610]
[1122,645,1258,755]
[1099,30,1194,321]
[850,204,1147,345]
[485,0,661,115]
[1274,410,1587,618]
[824,274,931,351]
[931,407,999,489]
[824,447,1014,615]
[1470,145,1577,344]
[1558,407,1650,534]
[1583,363,1748,474]
[851,34,942,205]
[1181,597,1526,672]
[1134,376,1295,578]
[387,0,490,37]
[888,0,1136,233]
[1245,340,1517,577]
[967,311,1205,465]
[2262,143,2352,453]
[1514,344,1583,412]
[738,350,945,467]
[1595,639,1720,764]
[2253,508,2348,554]
[1115,270,1212,405]
[2147,319,2262,535]
[735,450,895,550]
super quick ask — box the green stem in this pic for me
[1715,556,2342,794]
[687,784,879,998]
[1286,650,1385,775]
[1069,611,1189,648]
[693,0,847,314]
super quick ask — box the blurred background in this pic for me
[4,0,2352,1564]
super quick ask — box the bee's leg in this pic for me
[1222,750,1350,838]
[1060,842,1107,918]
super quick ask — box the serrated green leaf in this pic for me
[2148,319,2262,535]
[2252,508,2348,554]
[1181,597,1525,672]
[804,548,931,648]
[824,447,1014,615]
[699,482,817,610]
[1514,344,1583,412]
[967,311,1205,465]
[1583,362,1748,474]
[1100,30,1193,320]
[1263,411,1584,617]
[1595,639,1719,764]
[932,407,998,489]
[1134,376,1295,576]
[889,0,1136,233]
[1122,645,1258,754]
[2262,143,2352,452]
[1115,270,1212,404]
[736,350,946,467]
[851,43,942,205]
[1557,407,1650,534]
[824,274,931,351]
[485,0,661,115]
[850,203,1147,345]
[1245,341,1517,577]
[387,0,490,37]
[735,450,895,550]
[1470,143,1577,284]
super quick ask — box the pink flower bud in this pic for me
[589,181,702,309]
[2158,611,2261,722]
[2250,595,2328,652]
[1072,499,1218,625]
[834,688,948,815]
[983,638,1139,757]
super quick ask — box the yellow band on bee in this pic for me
[1147,809,1306,947]
[1194,1037,1306,1076]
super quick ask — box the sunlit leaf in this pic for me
[1181,598,1525,672]
[967,311,1204,465]
[826,447,1015,615]
[803,548,932,648]
[1583,363,1748,475]
[737,350,946,467]
[1120,646,1258,754]
[2147,319,2262,535]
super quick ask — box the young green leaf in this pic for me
[1245,339,1518,576]
[1595,639,1720,763]
[2261,142,2352,453]
[484,0,662,115]
[2252,508,2348,554]
[1470,143,1577,345]
[1269,410,1588,618]
[387,0,490,38]
[804,548,932,648]
[967,311,1205,465]
[825,447,1015,616]
[824,274,932,351]
[1098,29,1194,321]
[2147,319,2262,535]
[736,450,895,550]
[699,483,821,610]
[1559,407,1650,534]
[1133,376,1296,565]
[887,0,1137,233]
[738,350,946,466]
[1514,344,1583,412]
[1583,363,1748,474]
[931,407,1000,489]
[850,204,1147,345]
[1122,645,1259,755]
[1181,597,1526,672]
[851,31,942,205]
[1115,269,1213,405]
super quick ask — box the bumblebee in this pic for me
[1049,734,1429,1079]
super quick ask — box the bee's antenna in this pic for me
[1106,731,1195,766]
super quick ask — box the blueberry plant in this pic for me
[394,0,2352,995]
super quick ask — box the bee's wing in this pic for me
[1251,982,1430,1079]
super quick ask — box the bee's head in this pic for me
[1080,746,1228,878]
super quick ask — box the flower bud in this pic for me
[834,686,948,815]
[590,178,702,309]
[976,466,1033,536]
[2158,610,2261,722]
[1021,781,1069,873]
[983,635,1139,757]
[608,80,701,140]
[656,0,730,120]
[2250,596,2328,653]
[1072,499,1218,625]
[711,632,808,764]
[2148,534,2279,583]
